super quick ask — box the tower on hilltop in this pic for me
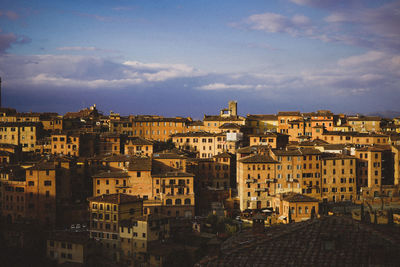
[229,100,237,116]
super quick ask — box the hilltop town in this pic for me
[1,101,400,266]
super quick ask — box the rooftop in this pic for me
[128,157,152,171]
[239,154,278,164]
[281,193,319,202]
[87,193,142,204]
[246,114,278,120]
[126,137,153,145]
[197,216,400,266]
[92,170,130,178]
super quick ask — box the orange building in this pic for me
[0,122,42,152]
[246,114,278,134]
[25,162,57,225]
[277,111,302,135]
[354,147,383,190]
[347,116,381,132]
[110,115,190,141]
[321,132,389,146]
[237,154,278,211]
[98,133,127,155]
[248,133,289,148]
[320,154,357,202]
[309,110,335,131]
[124,137,153,157]
[172,131,229,158]
[273,193,319,223]
[51,132,96,157]
[88,193,143,261]
[202,101,246,133]
[92,157,196,218]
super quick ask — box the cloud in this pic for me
[56,46,119,53]
[195,49,400,101]
[57,46,99,51]
[0,32,31,53]
[0,54,203,89]
[1,49,400,114]
[74,12,114,22]
[337,51,385,67]
[235,1,400,51]
[289,0,360,9]
[242,12,313,36]
[197,83,254,90]
[123,61,203,82]
[112,6,135,11]
[0,10,19,20]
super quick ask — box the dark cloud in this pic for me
[236,1,400,52]
[0,33,31,53]
[0,51,399,116]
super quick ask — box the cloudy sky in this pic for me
[0,0,399,118]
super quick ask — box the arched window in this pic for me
[166,199,172,205]
[175,199,182,205]
[184,198,191,205]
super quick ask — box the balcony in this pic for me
[265,178,276,183]
[246,179,257,183]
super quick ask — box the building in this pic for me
[320,154,357,202]
[87,193,143,261]
[124,137,153,156]
[0,122,42,152]
[47,232,94,265]
[248,133,289,148]
[110,115,190,141]
[172,131,238,158]
[347,115,381,132]
[119,214,170,265]
[273,193,319,223]
[98,133,127,155]
[246,114,278,133]
[201,101,246,133]
[25,162,57,225]
[321,131,389,146]
[51,132,96,157]
[277,111,302,136]
[237,154,278,211]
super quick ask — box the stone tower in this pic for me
[228,100,237,116]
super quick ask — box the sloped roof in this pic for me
[239,154,278,164]
[128,157,152,171]
[88,193,142,204]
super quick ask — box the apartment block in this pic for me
[248,133,289,148]
[320,154,357,202]
[88,193,143,261]
[237,154,278,211]
[0,122,42,152]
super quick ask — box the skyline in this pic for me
[0,0,399,117]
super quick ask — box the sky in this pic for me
[0,0,399,118]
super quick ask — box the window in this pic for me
[44,181,52,186]
[28,181,34,186]
[137,171,141,177]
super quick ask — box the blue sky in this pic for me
[0,0,399,118]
